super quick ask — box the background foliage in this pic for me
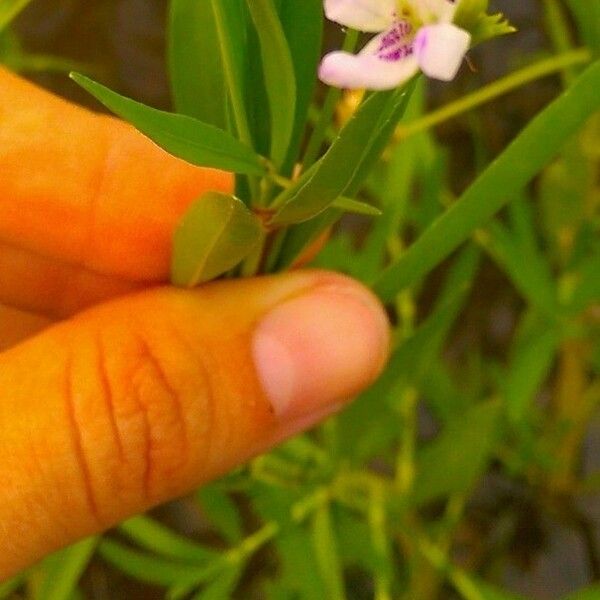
[1,0,599,598]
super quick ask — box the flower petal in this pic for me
[414,23,471,81]
[319,50,419,90]
[324,0,396,32]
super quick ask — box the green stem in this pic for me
[394,48,591,141]
[302,29,359,169]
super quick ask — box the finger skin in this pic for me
[0,67,232,283]
[0,271,388,579]
[0,304,51,351]
[0,241,141,318]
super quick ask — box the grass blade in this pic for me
[372,60,600,302]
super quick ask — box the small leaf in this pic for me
[70,73,265,176]
[331,197,382,217]
[98,539,217,587]
[245,0,296,166]
[35,537,98,600]
[119,515,217,563]
[171,192,263,287]
[192,566,243,600]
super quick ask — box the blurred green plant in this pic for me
[3,0,600,598]
[0,0,86,75]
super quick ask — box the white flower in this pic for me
[319,0,472,90]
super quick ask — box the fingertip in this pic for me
[252,273,390,426]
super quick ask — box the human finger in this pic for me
[0,67,232,285]
[0,270,389,579]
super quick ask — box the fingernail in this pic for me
[252,281,390,420]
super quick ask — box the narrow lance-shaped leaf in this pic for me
[171,192,264,287]
[272,80,418,270]
[278,0,324,173]
[70,73,265,176]
[311,503,346,600]
[120,515,218,563]
[245,0,296,166]
[35,537,98,600]
[372,60,600,302]
[98,539,217,587]
[168,0,227,128]
[271,81,416,227]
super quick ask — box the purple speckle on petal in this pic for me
[376,20,414,62]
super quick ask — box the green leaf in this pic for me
[564,0,600,53]
[271,81,417,226]
[35,537,98,600]
[119,515,218,563]
[192,565,243,600]
[566,251,600,313]
[197,485,244,544]
[311,503,346,600]
[278,0,324,173]
[245,0,296,166]
[331,197,382,217]
[98,539,217,587]
[171,192,264,287]
[0,0,32,31]
[504,315,560,424]
[211,0,253,147]
[413,400,501,506]
[372,60,600,303]
[70,73,265,176]
[168,0,227,128]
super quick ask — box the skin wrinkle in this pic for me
[0,239,141,318]
[155,313,220,484]
[131,336,189,500]
[95,331,125,460]
[125,350,154,503]
[62,355,102,526]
